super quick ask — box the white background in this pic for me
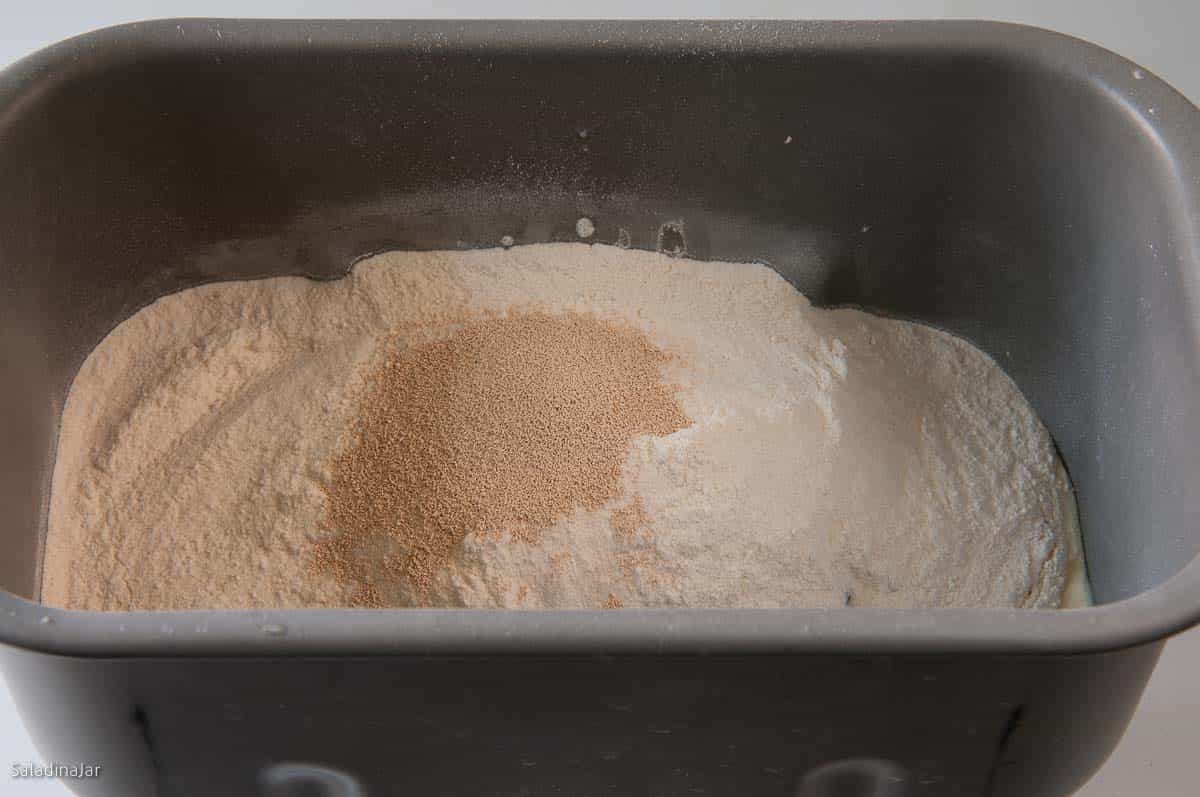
[2,3,1198,795]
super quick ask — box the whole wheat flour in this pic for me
[42,243,1089,610]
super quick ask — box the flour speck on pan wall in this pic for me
[41,243,1088,611]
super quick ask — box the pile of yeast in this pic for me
[43,243,1089,610]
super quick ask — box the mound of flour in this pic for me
[42,243,1088,610]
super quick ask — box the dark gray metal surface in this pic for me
[0,642,1165,797]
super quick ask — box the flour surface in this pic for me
[42,244,1088,610]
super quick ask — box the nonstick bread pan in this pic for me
[1,19,1198,797]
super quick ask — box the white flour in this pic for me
[42,243,1088,610]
